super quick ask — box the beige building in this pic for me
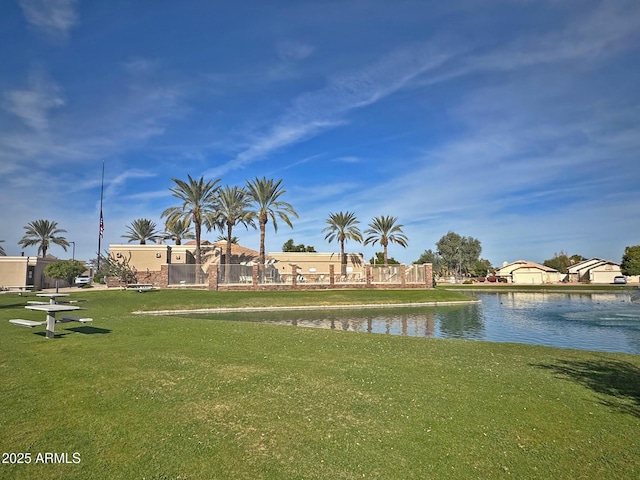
[0,255,69,290]
[106,241,431,288]
[108,241,258,272]
[495,260,562,284]
[267,251,365,281]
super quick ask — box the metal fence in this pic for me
[370,265,401,283]
[212,264,428,285]
[218,264,254,284]
[403,264,426,284]
[167,264,207,286]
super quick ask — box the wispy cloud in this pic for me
[0,60,189,171]
[19,0,79,37]
[276,40,315,61]
[2,72,65,131]
[207,42,458,177]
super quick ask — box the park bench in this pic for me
[59,316,93,323]
[9,319,46,328]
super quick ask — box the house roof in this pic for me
[568,257,619,273]
[212,241,263,259]
[496,260,560,275]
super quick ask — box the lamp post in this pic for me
[70,241,76,260]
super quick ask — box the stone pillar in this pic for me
[291,265,298,287]
[400,264,406,287]
[365,264,371,287]
[329,264,335,286]
[424,263,433,289]
[252,264,258,287]
[208,264,219,291]
[159,264,169,288]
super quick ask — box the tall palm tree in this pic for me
[122,218,162,244]
[162,218,195,245]
[245,177,298,266]
[0,240,5,256]
[18,219,70,258]
[364,215,409,266]
[215,235,239,244]
[211,185,256,281]
[161,175,220,265]
[323,211,363,275]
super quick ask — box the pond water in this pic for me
[196,291,640,355]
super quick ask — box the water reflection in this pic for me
[185,292,640,355]
[224,307,444,337]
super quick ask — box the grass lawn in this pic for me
[1,288,639,479]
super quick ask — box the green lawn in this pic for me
[1,289,639,479]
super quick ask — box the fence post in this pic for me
[424,263,433,289]
[291,265,298,287]
[252,264,258,287]
[329,264,335,287]
[400,264,406,287]
[365,264,371,287]
[208,264,218,291]
[160,264,169,288]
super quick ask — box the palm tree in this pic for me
[18,219,70,258]
[162,218,195,245]
[215,235,239,244]
[364,215,408,266]
[122,218,162,244]
[211,185,256,281]
[323,211,363,275]
[245,177,298,266]
[161,175,220,265]
[0,240,5,256]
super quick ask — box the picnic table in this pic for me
[127,283,155,292]
[23,304,82,339]
[37,293,70,304]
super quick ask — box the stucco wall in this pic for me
[267,252,365,277]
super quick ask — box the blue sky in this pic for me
[1,0,639,266]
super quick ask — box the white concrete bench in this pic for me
[26,301,49,305]
[9,319,46,328]
[127,284,154,292]
[59,316,93,323]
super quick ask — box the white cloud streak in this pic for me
[206,43,458,177]
[2,73,65,131]
[19,0,79,36]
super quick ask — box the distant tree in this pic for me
[18,219,70,258]
[470,259,493,277]
[0,240,5,256]
[570,254,586,265]
[323,211,363,275]
[211,185,256,282]
[162,218,195,245]
[370,252,400,265]
[414,249,445,276]
[282,239,316,252]
[363,216,408,266]
[246,177,298,266]
[44,260,87,287]
[543,251,585,274]
[162,175,221,266]
[621,245,640,276]
[122,219,162,245]
[436,231,481,277]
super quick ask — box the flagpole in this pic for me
[97,161,105,270]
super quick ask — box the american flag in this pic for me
[99,211,104,237]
